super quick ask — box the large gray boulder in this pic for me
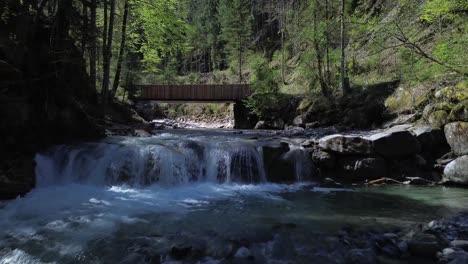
[318,134,373,155]
[444,122,468,156]
[443,156,468,185]
[367,130,420,157]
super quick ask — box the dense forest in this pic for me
[0,0,467,191]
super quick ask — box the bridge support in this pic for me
[233,101,257,129]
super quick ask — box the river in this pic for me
[1,129,467,263]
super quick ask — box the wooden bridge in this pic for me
[137,84,252,102]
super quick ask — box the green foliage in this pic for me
[218,0,253,76]
[245,55,282,118]
[128,0,189,72]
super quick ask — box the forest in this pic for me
[1,1,468,263]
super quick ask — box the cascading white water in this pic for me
[35,134,311,187]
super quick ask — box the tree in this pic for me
[89,0,97,91]
[111,0,130,97]
[102,0,116,104]
[219,0,253,83]
[340,0,349,94]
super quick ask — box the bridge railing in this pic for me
[136,84,251,101]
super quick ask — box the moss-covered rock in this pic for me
[428,110,449,128]
[449,100,468,122]
[385,85,430,114]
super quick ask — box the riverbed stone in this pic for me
[318,134,373,155]
[408,233,441,258]
[443,156,468,185]
[444,122,468,156]
[345,248,377,264]
[367,130,420,157]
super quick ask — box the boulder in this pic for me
[367,130,420,157]
[409,126,450,159]
[443,156,468,185]
[444,122,468,156]
[292,115,306,127]
[254,121,266,129]
[318,134,373,155]
[338,156,388,182]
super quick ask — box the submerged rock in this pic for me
[443,156,468,185]
[444,122,468,156]
[345,248,377,264]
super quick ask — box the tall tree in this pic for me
[111,0,129,97]
[219,0,253,83]
[340,0,348,94]
[89,0,97,91]
[102,0,116,103]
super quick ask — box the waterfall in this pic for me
[35,135,313,187]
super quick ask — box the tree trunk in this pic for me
[340,0,348,94]
[89,0,97,91]
[81,3,88,57]
[325,0,331,84]
[238,32,242,84]
[102,0,116,104]
[101,0,108,102]
[313,0,328,97]
[280,0,286,84]
[111,0,129,97]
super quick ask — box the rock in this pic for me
[321,178,343,188]
[448,252,468,264]
[367,130,420,157]
[318,134,373,155]
[449,100,468,122]
[305,121,320,129]
[338,156,388,182]
[429,110,450,128]
[270,233,297,260]
[170,245,192,260]
[262,143,294,182]
[292,115,306,127]
[345,248,377,264]
[444,156,468,185]
[409,126,450,159]
[254,121,266,130]
[234,247,251,258]
[134,129,152,137]
[408,233,441,258]
[450,240,468,250]
[383,114,417,128]
[311,150,336,169]
[254,120,285,130]
[444,122,468,156]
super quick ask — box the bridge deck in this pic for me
[137,84,251,102]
